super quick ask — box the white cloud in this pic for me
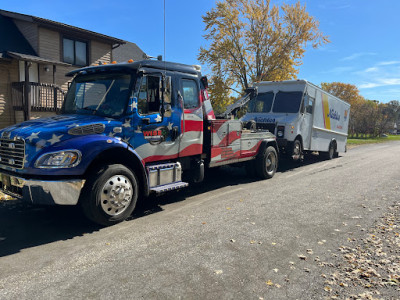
[377,61,400,66]
[359,78,400,89]
[340,52,376,61]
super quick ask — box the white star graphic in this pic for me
[155,115,162,122]
[66,123,79,128]
[122,119,131,128]
[122,137,130,143]
[108,131,116,137]
[35,139,47,151]
[130,100,137,111]
[23,154,29,166]
[167,122,173,130]
[48,134,63,145]
[135,125,142,133]
[26,132,40,142]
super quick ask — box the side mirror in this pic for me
[161,76,172,104]
[245,87,258,98]
[200,76,208,89]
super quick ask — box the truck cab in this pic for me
[0,60,278,225]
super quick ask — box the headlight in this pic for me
[35,150,81,168]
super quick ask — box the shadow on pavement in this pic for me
[0,153,333,257]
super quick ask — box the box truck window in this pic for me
[248,92,274,113]
[272,91,303,113]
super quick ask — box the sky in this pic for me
[1,0,399,102]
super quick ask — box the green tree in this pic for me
[199,0,329,109]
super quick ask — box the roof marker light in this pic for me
[111,61,117,64]
[128,59,134,63]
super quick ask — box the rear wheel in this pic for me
[81,164,138,226]
[255,146,278,179]
[322,142,335,160]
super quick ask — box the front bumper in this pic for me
[0,172,85,205]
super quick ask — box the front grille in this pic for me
[68,123,105,135]
[256,122,276,134]
[0,138,25,169]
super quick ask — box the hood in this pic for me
[0,115,123,141]
[242,112,300,124]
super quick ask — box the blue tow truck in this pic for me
[0,60,278,225]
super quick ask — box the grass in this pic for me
[347,134,400,146]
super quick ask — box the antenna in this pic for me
[163,0,166,73]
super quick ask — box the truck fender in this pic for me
[84,143,150,198]
[257,139,279,157]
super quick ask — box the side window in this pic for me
[136,75,161,115]
[182,79,199,109]
[306,96,314,114]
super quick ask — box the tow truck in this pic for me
[0,60,278,225]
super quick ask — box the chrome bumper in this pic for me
[0,172,85,205]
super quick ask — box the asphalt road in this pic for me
[0,141,399,299]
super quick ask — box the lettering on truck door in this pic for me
[132,73,181,163]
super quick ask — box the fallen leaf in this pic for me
[273,268,279,273]
[324,286,332,292]
[306,249,313,254]
[214,270,223,275]
[271,242,276,245]
[275,283,281,288]
[230,239,236,243]
[298,254,307,260]
[226,207,231,210]
[266,280,273,286]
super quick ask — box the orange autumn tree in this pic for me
[199,0,329,113]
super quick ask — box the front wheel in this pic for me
[81,164,138,226]
[255,146,278,179]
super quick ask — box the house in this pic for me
[0,9,145,129]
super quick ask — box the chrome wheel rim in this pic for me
[293,142,301,160]
[100,175,133,216]
[266,152,276,173]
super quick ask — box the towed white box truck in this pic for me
[241,80,351,160]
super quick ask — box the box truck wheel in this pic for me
[322,142,335,160]
[81,164,138,226]
[291,139,303,161]
[256,146,278,179]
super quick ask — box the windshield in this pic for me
[248,92,274,113]
[272,91,303,113]
[63,72,133,117]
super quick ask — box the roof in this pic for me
[7,51,71,66]
[66,60,200,77]
[0,9,126,46]
[112,42,146,62]
[0,14,36,56]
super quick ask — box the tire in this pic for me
[323,142,335,160]
[255,146,278,179]
[291,139,302,161]
[81,164,138,226]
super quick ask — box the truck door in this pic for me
[177,77,203,157]
[132,73,181,163]
[300,94,314,150]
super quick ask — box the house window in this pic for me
[63,38,87,66]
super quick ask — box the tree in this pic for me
[199,0,329,109]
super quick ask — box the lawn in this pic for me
[347,134,400,146]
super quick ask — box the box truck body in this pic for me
[242,80,350,159]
